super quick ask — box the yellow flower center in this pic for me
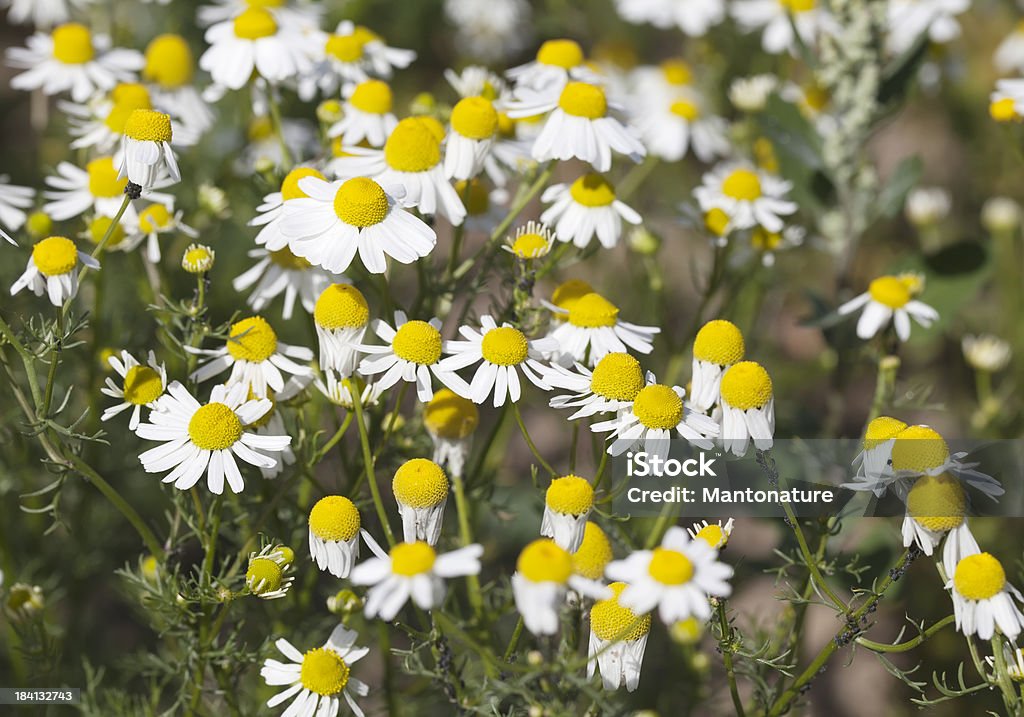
[751,227,782,251]
[104,84,153,134]
[300,648,350,696]
[695,524,727,549]
[280,166,326,201]
[392,458,448,508]
[546,474,594,515]
[567,293,619,328]
[480,326,529,366]
[551,279,594,312]
[558,82,607,119]
[890,425,949,472]
[424,388,479,439]
[572,522,613,579]
[26,211,53,239]
[350,79,393,114]
[248,116,273,141]
[722,169,762,201]
[227,316,278,363]
[661,59,692,85]
[536,39,584,68]
[906,473,965,532]
[693,319,745,366]
[124,109,173,143]
[188,402,243,451]
[182,244,214,273]
[139,204,172,233]
[455,179,490,216]
[32,236,78,277]
[632,384,683,430]
[269,247,311,270]
[122,365,163,405]
[670,99,699,121]
[390,541,437,576]
[954,553,1006,601]
[862,415,907,451]
[720,361,773,410]
[569,173,616,207]
[144,34,194,88]
[590,582,651,642]
[246,557,283,593]
[510,233,548,258]
[233,7,277,40]
[314,284,369,330]
[867,276,911,309]
[384,118,443,172]
[517,539,573,583]
[451,96,499,140]
[392,320,443,365]
[991,97,1019,123]
[325,26,378,62]
[333,177,389,227]
[88,216,126,247]
[704,208,731,236]
[86,157,127,198]
[52,23,94,64]
[780,0,815,12]
[497,111,516,138]
[589,352,644,402]
[246,388,276,429]
[309,495,361,542]
[648,547,694,585]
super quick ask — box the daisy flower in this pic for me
[513,539,611,636]
[747,224,805,267]
[546,352,646,420]
[693,162,796,233]
[689,519,735,549]
[995,22,1024,74]
[438,315,557,407]
[279,174,437,274]
[718,361,775,457]
[61,82,167,155]
[445,95,501,181]
[690,319,745,412]
[43,157,142,223]
[308,495,364,578]
[10,235,99,306]
[460,179,512,232]
[198,7,311,91]
[351,533,483,621]
[301,21,415,99]
[506,81,645,172]
[133,203,198,263]
[633,86,730,163]
[197,0,323,29]
[1,0,91,28]
[356,312,469,402]
[731,0,835,55]
[887,425,1003,499]
[327,79,398,148]
[506,38,595,93]
[315,370,386,410]
[446,65,507,100]
[887,0,969,55]
[591,374,719,459]
[902,473,978,568]
[838,274,938,341]
[182,243,215,274]
[235,113,317,174]
[540,173,641,249]
[444,0,532,63]
[614,0,725,36]
[503,220,555,260]
[7,23,143,103]
[260,624,369,717]
[0,176,35,237]
[544,290,659,366]
[541,474,594,553]
[962,334,1012,373]
[190,315,314,398]
[100,350,167,430]
[142,34,215,134]
[729,74,779,113]
[843,415,908,495]
[392,458,449,545]
[329,117,467,226]
[233,246,344,320]
[423,388,479,478]
[135,381,290,494]
[252,167,326,251]
[119,109,180,191]
[587,582,651,692]
[946,550,1024,641]
[245,544,295,600]
[314,284,370,377]
[606,526,733,624]
[985,645,1024,681]
[572,521,615,581]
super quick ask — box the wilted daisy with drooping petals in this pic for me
[260,624,369,717]
[717,360,775,456]
[190,316,314,398]
[314,284,370,377]
[327,79,398,148]
[252,167,326,251]
[315,370,386,411]
[946,549,1024,641]
[543,290,659,366]
[901,473,979,568]
[541,474,594,553]
[233,246,345,320]
[506,38,597,92]
[245,544,295,600]
[843,415,908,495]
[607,526,733,624]
[299,21,415,99]
[445,95,502,181]
[6,23,143,103]
[588,581,651,692]
[10,235,99,307]
[351,532,483,621]
[0,176,35,239]
[887,425,1003,500]
[540,173,641,249]
[438,315,557,407]
[135,381,290,494]
[572,521,614,581]
[308,495,365,578]
[690,319,745,412]
[513,539,611,636]
[118,109,180,190]
[279,174,437,274]
[100,350,167,430]
[614,0,725,36]
[731,0,836,55]
[546,352,646,420]
[838,274,938,342]
[392,458,449,545]
[693,162,796,233]
[423,388,479,478]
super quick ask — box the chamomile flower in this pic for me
[199,7,312,91]
[134,203,198,263]
[302,21,415,98]
[503,221,555,259]
[315,370,386,410]
[718,361,775,456]
[985,645,1024,681]
[100,350,167,430]
[614,0,726,36]
[197,0,323,29]
[445,0,532,62]
[190,316,314,398]
[327,80,398,148]
[451,178,510,231]
[260,624,369,717]
[119,109,180,190]
[235,113,317,174]
[233,246,344,320]
[946,550,1024,641]
[507,81,645,172]
[887,0,969,55]
[438,315,558,407]
[541,475,594,553]
[506,39,595,93]
[591,374,719,459]
[843,416,908,494]
[1,0,91,28]
[392,458,449,545]
[279,174,437,274]
[838,274,938,341]
[43,157,151,224]
[446,65,507,100]
[314,284,369,377]
[546,352,646,420]
[544,291,659,366]
[634,86,730,163]
[351,533,483,620]
[423,388,479,478]
[732,0,835,55]
[962,334,1012,373]
[901,473,979,567]
[690,320,745,412]
[693,163,796,233]
[245,544,295,600]
[688,519,734,549]
[182,243,215,273]
[587,582,651,692]
[0,177,35,236]
[253,166,326,251]
[513,539,611,636]
[572,522,615,581]
[61,82,169,154]
[445,96,501,181]
[308,495,364,578]
[136,381,290,494]
[7,23,143,103]
[995,22,1024,74]
[10,235,99,306]
[606,526,733,624]
[887,425,1003,499]
[540,173,641,249]
[356,312,469,402]
[142,34,214,134]
[747,224,805,267]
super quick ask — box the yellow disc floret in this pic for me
[632,384,683,430]
[384,117,442,172]
[536,39,584,68]
[954,553,1006,601]
[569,173,616,207]
[572,522,613,579]
[269,247,312,270]
[661,59,692,85]
[590,352,645,402]
[350,79,393,114]
[26,211,53,239]
[333,177,389,227]
[551,279,594,313]
[390,541,437,576]
[567,293,619,328]
[720,361,773,410]
[392,320,443,365]
[233,7,278,40]
[518,539,573,583]
[670,99,699,121]
[182,244,214,273]
[780,0,815,12]
[325,26,378,62]
[704,208,731,236]
[32,236,78,276]
[590,582,651,642]
[456,179,490,216]
[122,366,163,405]
[451,96,499,140]
[648,547,694,585]
[890,425,949,473]
[87,157,128,197]
[87,215,126,247]
[481,326,529,366]
[867,276,911,309]
[280,167,326,201]
[693,320,745,366]
[393,458,448,508]
[188,403,243,451]
[124,109,173,143]
[722,169,762,201]
[863,416,908,451]
[300,647,350,696]
[991,97,1020,123]
[227,316,278,363]
[906,473,965,532]
[510,232,549,258]
[558,82,607,119]
[309,495,361,542]
[546,474,594,515]
[246,557,283,593]
[694,523,729,549]
[139,204,172,233]
[424,388,479,440]
[144,34,194,88]
[103,85,152,134]
[314,284,369,330]
[52,23,94,64]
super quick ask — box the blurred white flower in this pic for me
[981,195,1021,233]
[887,0,969,55]
[904,186,950,228]
[962,334,1012,373]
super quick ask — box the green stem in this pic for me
[865,355,899,427]
[40,312,63,419]
[61,194,131,318]
[450,469,483,618]
[615,155,658,200]
[855,615,954,653]
[266,90,294,170]
[310,413,353,466]
[503,617,524,661]
[716,600,746,717]
[348,378,395,546]
[644,500,676,550]
[991,634,1021,711]
[512,402,556,476]
[780,501,846,612]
